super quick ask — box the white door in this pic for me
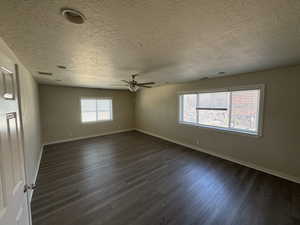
[0,53,31,225]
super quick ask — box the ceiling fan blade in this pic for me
[137,82,155,85]
[138,85,152,88]
[121,80,130,84]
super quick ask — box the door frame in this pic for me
[14,64,33,225]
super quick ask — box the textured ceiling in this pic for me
[0,0,300,89]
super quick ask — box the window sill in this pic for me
[178,121,261,138]
[81,119,113,124]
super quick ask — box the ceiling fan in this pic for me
[122,74,155,92]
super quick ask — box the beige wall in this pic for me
[135,65,300,181]
[39,85,135,144]
[0,37,42,187]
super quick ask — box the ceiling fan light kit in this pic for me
[121,74,155,92]
[128,83,139,92]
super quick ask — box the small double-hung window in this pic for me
[179,85,264,136]
[80,98,113,123]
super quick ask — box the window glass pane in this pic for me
[198,92,229,127]
[82,112,97,122]
[182,94,197,123]
[98,111,111,120]
[97,99,112,120]
[81,99,96,112]
[97,99,111,111]
[198,110,229,128]
[230,89,260,132]
[198,92,229,108]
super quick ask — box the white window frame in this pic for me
[80,97,113,123]
[178,84,265,137]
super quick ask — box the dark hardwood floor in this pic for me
[31,131,300,225]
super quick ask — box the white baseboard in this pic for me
[135,128,300,184]
[44,128,135,146]
[29,144,44,202]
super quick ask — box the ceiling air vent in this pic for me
[57,65,67,69]
[200,76,209,80]
[38,71,53,76]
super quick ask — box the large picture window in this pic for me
[179,85,264,135]
[81,98,113,122]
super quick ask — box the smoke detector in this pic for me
[61,8,86,24]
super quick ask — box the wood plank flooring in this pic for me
[31,131,300,225]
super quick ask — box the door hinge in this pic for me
[24,184,37,193]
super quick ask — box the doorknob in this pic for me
[24,184,37,193]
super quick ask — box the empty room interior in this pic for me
[0,1,300,225]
